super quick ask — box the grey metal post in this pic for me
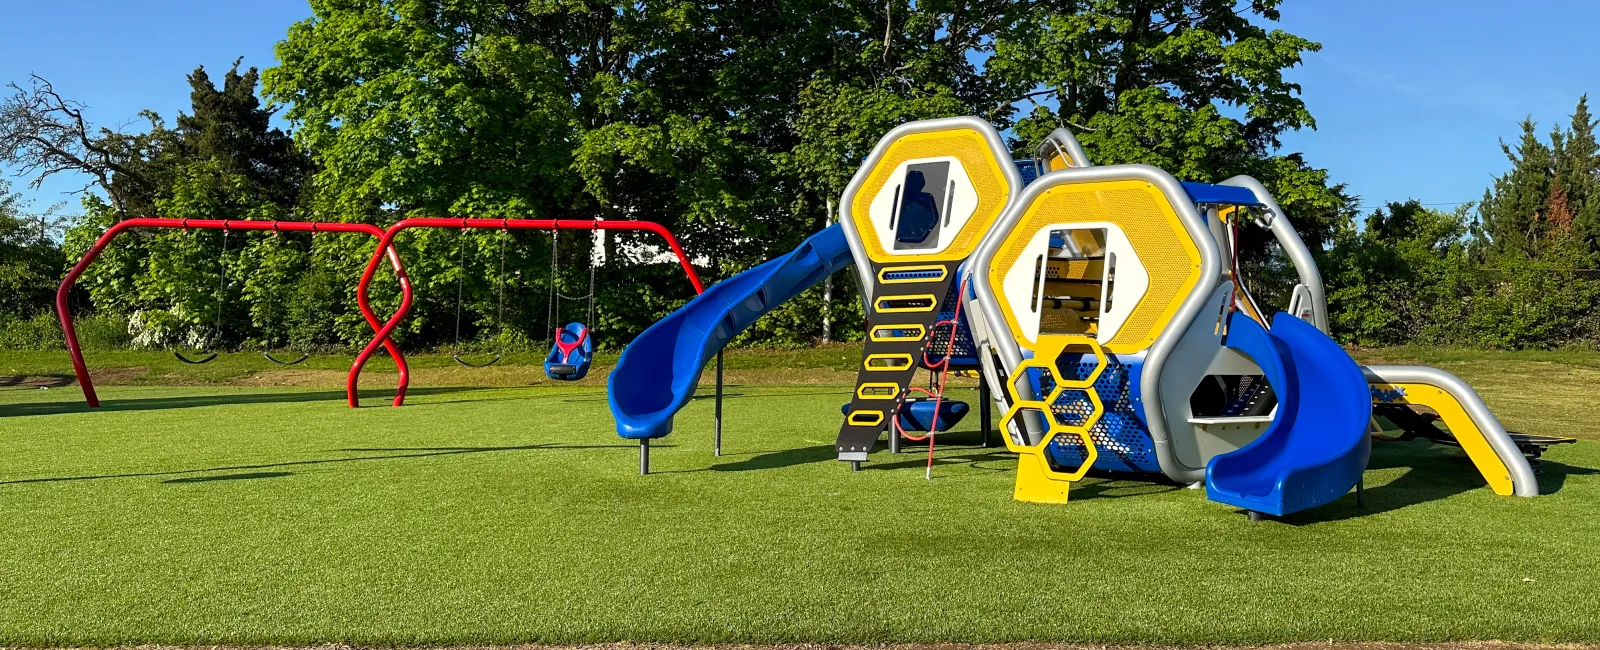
[714,349,724,456]
[823,198,834,344]
[979,380,992,447]
[640,439,650,475]
[889,396,901,454]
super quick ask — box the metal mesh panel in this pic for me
[1017,160,1040,185]
[928,281,978,366]
[1046,355,1160,473]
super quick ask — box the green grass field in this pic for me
[0,349,1597,645]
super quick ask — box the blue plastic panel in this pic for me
[1180,182,1262,207]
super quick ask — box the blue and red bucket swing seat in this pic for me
[545,322,593,380]
[544,222,600,381]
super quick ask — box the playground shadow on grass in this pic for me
[555,388,851,405]
[1276,439,1597,525]
[707,426,1004,474]
[0,443,631,487]
[710,444,837,472]
[163,471,294,484]
[0,386,494,418]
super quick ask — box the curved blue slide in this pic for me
[1205,313,1373,516]
[609,224,855,439]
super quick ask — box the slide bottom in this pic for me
[1205,314,1373,517]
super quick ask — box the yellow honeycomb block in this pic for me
[997,335,1107,502]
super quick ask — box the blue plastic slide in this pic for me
[1205,313,1373,516]
[609,224,856,439]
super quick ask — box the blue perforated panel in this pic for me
[1043,353,1161,474]
[927,280,979,368]
[1017,160,1041,185]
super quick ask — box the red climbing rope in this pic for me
[892,274,973,479]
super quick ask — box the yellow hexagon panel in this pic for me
[986,179,1204,355]
[849,128,1012,265]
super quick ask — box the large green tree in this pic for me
[0,181,66,318]
[265,1,1338,345]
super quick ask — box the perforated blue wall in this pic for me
[928,280,979,368]
[1042,353,1161,474]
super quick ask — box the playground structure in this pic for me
[345,218,701,407]
[56,217,703,409]
[56,218,414,407]
[609,116,1572,518]
[50,120,1573,520]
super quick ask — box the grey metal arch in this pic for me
[1034,127,1093,171]
[966,164,1225,484]
[836,116,1023,304]
[1218,174,1330,334]
[1363,365,1538,496]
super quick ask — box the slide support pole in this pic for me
[715,350,724,457]
[980,380,992,447]
[640,439,650,475]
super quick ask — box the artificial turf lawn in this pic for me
[0,365,1597,644]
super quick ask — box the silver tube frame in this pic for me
[1219,175,1330,334]
[1363,364,1539,497]
[1034,128,1094,171]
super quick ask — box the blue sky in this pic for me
[2,1,1594,215]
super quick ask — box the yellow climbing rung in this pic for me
[857,383,902,400]
[847,410,885,427]
[870,324,927,342]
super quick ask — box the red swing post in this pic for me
[347,217,704,407]
[55,218,415,407]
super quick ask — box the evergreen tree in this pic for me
[1479,117,1556,256]
[1552,96,1600,255]
[177,60,308,208]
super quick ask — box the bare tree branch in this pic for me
[0,74,145,219]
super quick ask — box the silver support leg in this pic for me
[714,350,724,457]
[979,380,992,448]
[889,412,900,454]
[640,439,650,475]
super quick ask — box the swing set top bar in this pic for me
[347,217,705,408]
[55,218,415,408]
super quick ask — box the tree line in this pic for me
[0,1,1594,352]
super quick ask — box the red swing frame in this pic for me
[55,218,415,407]
[346,217,704,407]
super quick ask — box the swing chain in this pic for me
[495,225,508,345]
[212,227,230,347]
[453,225,469,357]
[545,221,602,346]
[588,219,598,329]
[452,226,508,367]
